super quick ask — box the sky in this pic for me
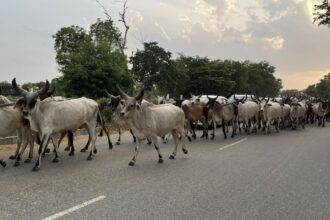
[0,0,329,90]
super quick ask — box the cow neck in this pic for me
[29,100,44,132]
[129,104,147,131]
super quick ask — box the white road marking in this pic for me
[43,195,106,220]
[216,138,247,152]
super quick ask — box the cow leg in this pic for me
[169,131,179,159]
[322,116,325,127]
[87,123,98,161]
[190,121,196,139]
[14,135,29,167]
[66,131,75,156]
[211,120,216,140]
[130,129,137,143]
[61,132,70,151]
[102,124,113,150]
[151,137,163,163]
[52,140,60,163]
[179,128,188,155]
[80,134,91,152]
[129,139,141,166]
[116,128,121,145]
[33,134,51,171]
[10,130,22,160]
[0,160,6,168]
[25,136,34,163]
[231,119,237,138]
[222,120,227,139]
[202,119,209,139]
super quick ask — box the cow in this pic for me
[117,86,188,166]
[259,98,282,134]
[12,78,112,171]
[105,92,137,145]
[181,98,209,139]
[234,95,260,134]
[157,94,176,105]
[206,96,237,139]
[290,101,306,130]
[0,96,34,167]
[312,101,329,127]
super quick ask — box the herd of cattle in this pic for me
[0,78,329,171]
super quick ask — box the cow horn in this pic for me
[11,78,28,97]
[47,86,55,97]
[266,97,270,103]
[116,85,130,100]
[37,80,50,97]
[135,88,144,102]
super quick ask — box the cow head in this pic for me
[12,78,49,117]
[206,96,218,109]
[117,85,144,118]
[157,96,165,104]
[105,91,122,109]
[233,95,246,105]
[190,93,201,104]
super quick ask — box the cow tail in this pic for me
[97,109,113,149]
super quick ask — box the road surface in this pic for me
[0,125,329,219]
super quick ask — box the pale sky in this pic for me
[0,0,329,90]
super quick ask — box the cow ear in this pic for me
[14,98,25,109]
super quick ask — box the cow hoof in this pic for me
[182,148,188,154]
[93,149,98,154]
[9,155,16,160]
[68,152,74,157]
[52,158,59,163]
[45,148,51,154]
[32,166,39,172]
[158,158,164,163]
[128,161,135,166]
[87,155,93,161]
[0,161,6,168]
[116,141,120,145]
[14,161,20,167]
[64,146,70,151]
[80,148,87,153]
[169,155,175,160]
[24,158,31,163]
[187,136,192,142]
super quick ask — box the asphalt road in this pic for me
[0,125,329,220]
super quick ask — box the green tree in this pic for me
[315,73,330,99]
[130,42,174,90]
[53,19,133,98]
[305,84,317,97]
[314,0,330,27]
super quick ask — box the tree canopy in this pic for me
[314,0,330,27]
[306,73,330,100]
[52,19,133,98]
[130,43,282,98]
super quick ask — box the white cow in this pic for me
[117,86,188,166]
[12,78,112,171]
[290,101,306,130]
[234,96,260,134]
[0,98,34,167]
[260,99,282,134]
